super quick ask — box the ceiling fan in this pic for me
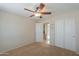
[24,3,52,18]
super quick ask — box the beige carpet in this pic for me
[0,42,78,56]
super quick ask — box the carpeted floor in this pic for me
[0,42,79,56]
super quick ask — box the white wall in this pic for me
[75,12,79,54]
[35,23,43,42]
[0,11,35,52]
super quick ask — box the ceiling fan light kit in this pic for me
[34,13,41,16]
[24,3,52,18]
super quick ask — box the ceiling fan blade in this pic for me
[24,8,35,12]
[39,3,45,10]
[29,14,34,17]
[35,7,39,12]
[35,3,45,12]
[41,12,52,14]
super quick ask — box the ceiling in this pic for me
[0,3,79,19]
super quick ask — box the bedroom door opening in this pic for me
[43,23,50,44]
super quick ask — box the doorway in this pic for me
[43,23,50,44]
[35,23,51,45]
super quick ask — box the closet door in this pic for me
[55,16,76,51]
[55,19,65,48]
[50,24,55,45]
[65,17,76,51]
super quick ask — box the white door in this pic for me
[35,23,43,42]
[55,16,76,51]
[65,17,76,51]
[55,19,65,48]
[50,24,55,46]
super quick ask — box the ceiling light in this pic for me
[35,13,41,16]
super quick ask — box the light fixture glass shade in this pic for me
[35,13,41,16]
